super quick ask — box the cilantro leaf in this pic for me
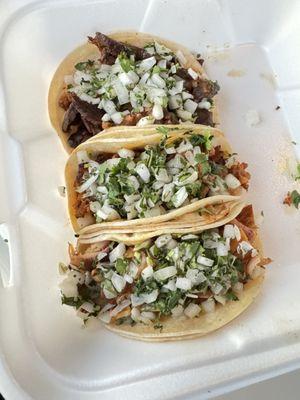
[195,153,211,175]
[75,60,94,71]
[225,291,239,301]
[291,190,300,209]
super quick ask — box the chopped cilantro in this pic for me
[225,291,239,301]
[74,60,94,71]
[291,190,300,209]
[61,295,84,309]
[294,164,300,180]
[118,52,134,72]
[115,258,128,275]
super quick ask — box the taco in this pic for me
[65,125,250,233]
[59,205,271,341]
[48,31,220,152]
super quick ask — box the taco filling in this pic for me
[59,32,219,148]
[74,132,250,223]
[59,206,270,328]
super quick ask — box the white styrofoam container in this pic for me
[0,0,300,399]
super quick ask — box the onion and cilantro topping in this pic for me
[59,223,266,327]
[65,40,218,126]
[75,130,249,221]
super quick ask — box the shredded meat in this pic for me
[283,192,292,206]
[75,193,91,218]
[194,108,214,126]
[71,94,104,134]
[229,162,251,190]
[58,90,73,110]
[236,205,256,228]
[209,145,225,164]
[76,163,85,185]
[88,32,149,65]
[69,241,110,270]
[68,123,92,148]
[62,103,79,132]
[192,79,220,102]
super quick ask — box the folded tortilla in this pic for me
[61,205,268,341]
[65,125,245,233]
[48,31,219,153]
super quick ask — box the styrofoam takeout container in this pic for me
[0,0,300,399]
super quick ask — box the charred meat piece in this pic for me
[161,110,179,124]
[72,94,104,135]
[195,108,214,126]
[59,90,73,110]
[67,123,92,148]
[229,162,251,190]
[62,103,80,132]
[192,79,220,102]
[75,193,91,218]
[88,32,149,65]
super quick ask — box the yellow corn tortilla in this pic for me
[76,220,264,341]
[48,31,219,153]
[78,201,244,245]
[65,125,243,233]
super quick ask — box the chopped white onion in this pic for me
[223,224,235,239]
[177,109,192,121]
[102,113,111,122]
[202,298,216,313]
[225,173,241,189]
[111,273,126,292]
[162,182,175,202]
[110,299,131,317]
[142,289,159,304]
[163,279,177,291]
[184,99,198,114]
[141,311,156,320]
[172,186,188,208]
[217,242,229,256]
[214,295,226,305]
[182,91,193,100]
[113,80,129,105]
[197,255,214,267]
[111,112,123,124]
[135,163,150,182]
[109,243,126,262]
[154,266,177,281]
[176,50,187,66]
[152,102,164,120]
[176,277,192,290]
[102,99,116,115]
[198,98,211,110]
[128,175,140,190]
[186,269,206,285]
[233,282,244,292]
[142,265,154,281]
[137,116,155,126]
[187,67,198,80]
[171,304,184,318]
[138,56,156,72]
[128,261,138,278]
[184,303,201,318]
[130,307,141,322]
[118,148,135,158]
[155,234,172,248]
[152,73,166,88]
[98,311,111,323]
[76,174,98,193]
[169,80,184,95]
[76,150,89,164]
[64,74,74,85]
[155,168,171,183]
[169,94,181,110]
